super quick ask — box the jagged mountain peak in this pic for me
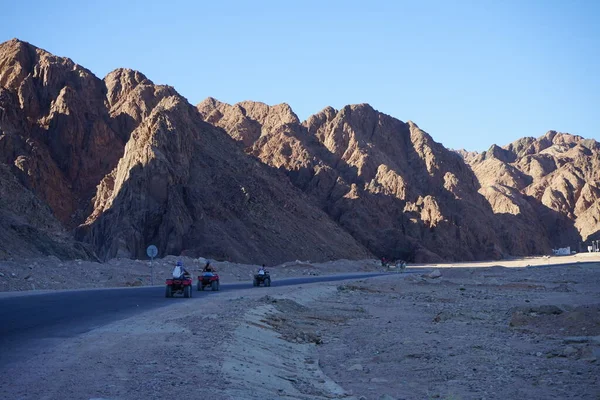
[0,38,36,60]
[1,41,597,263]
[198,96,223,109]
[78,90,370,261]
[501,131,587,159]
[465,130,600,244]
[341,103,375,113]
[303,105,338,134]
[1,47,370,262]
[0,38,97,91]
[318,105,338,116]
[199,97,541,261]
[104,68,153,108]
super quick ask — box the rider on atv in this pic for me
[172,260,191,279]
[258,264,266,276]
[203,261,215,273]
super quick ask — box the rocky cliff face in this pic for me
[0,163,95,260]
[0,39,127,227]
[464,132,600,246]
[77,92,370,263]
[0,39,370,263]
[1,39,596,263]
[0,38,128,259]
[198,99,566,261]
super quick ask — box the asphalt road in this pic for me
[0,272,398,367]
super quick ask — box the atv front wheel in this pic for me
[265,278,271,287]
[165,285,172,298]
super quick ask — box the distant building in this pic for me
[552,247,570,256]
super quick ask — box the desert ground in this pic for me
[1,253,597,293]
[0,253,599,399]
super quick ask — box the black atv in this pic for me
[253,271,271,287]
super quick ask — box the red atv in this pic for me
[165,277,193,298]
[197,272,220,291]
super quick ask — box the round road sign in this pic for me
[146,245,158,258]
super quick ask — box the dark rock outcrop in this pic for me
[0,163,95,260]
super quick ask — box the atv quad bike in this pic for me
[253,271,271,287]
[165,276,193,298]
[197,272,220,291]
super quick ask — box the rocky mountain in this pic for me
[198,99,577,261]
[1,38,597,263]
[0,39,370,263]
[0,163,95,260]
[0,38,124,259]
[76,86,371,262]
[0,39,127,227]
[463,131,600,246]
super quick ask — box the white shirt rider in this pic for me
[172,266,183,279]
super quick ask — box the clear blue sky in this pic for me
[2,0,599,151]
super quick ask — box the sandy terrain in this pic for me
[1,254,599,399]
[313,264,600,399]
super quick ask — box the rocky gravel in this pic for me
[311,263,600,399]
[1,256,599,399]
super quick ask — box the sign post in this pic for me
[146,245,158,285]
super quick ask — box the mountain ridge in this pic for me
[0,39,371,263]
[1,38,598,262]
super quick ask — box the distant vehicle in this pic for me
[382,259,407,271]
[253,270,271,287]
[396,260,407,271]
[198,272,220,291]
[165,276,193,298]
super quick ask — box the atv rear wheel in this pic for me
[165,285,172,298]
[197,281,201,291]
[253,279,258,287]
[265,278,271,287]
[211,280,219,291]
[184,285,191,298]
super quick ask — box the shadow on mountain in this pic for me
[268,130,584,262]
[75,107,372,264]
